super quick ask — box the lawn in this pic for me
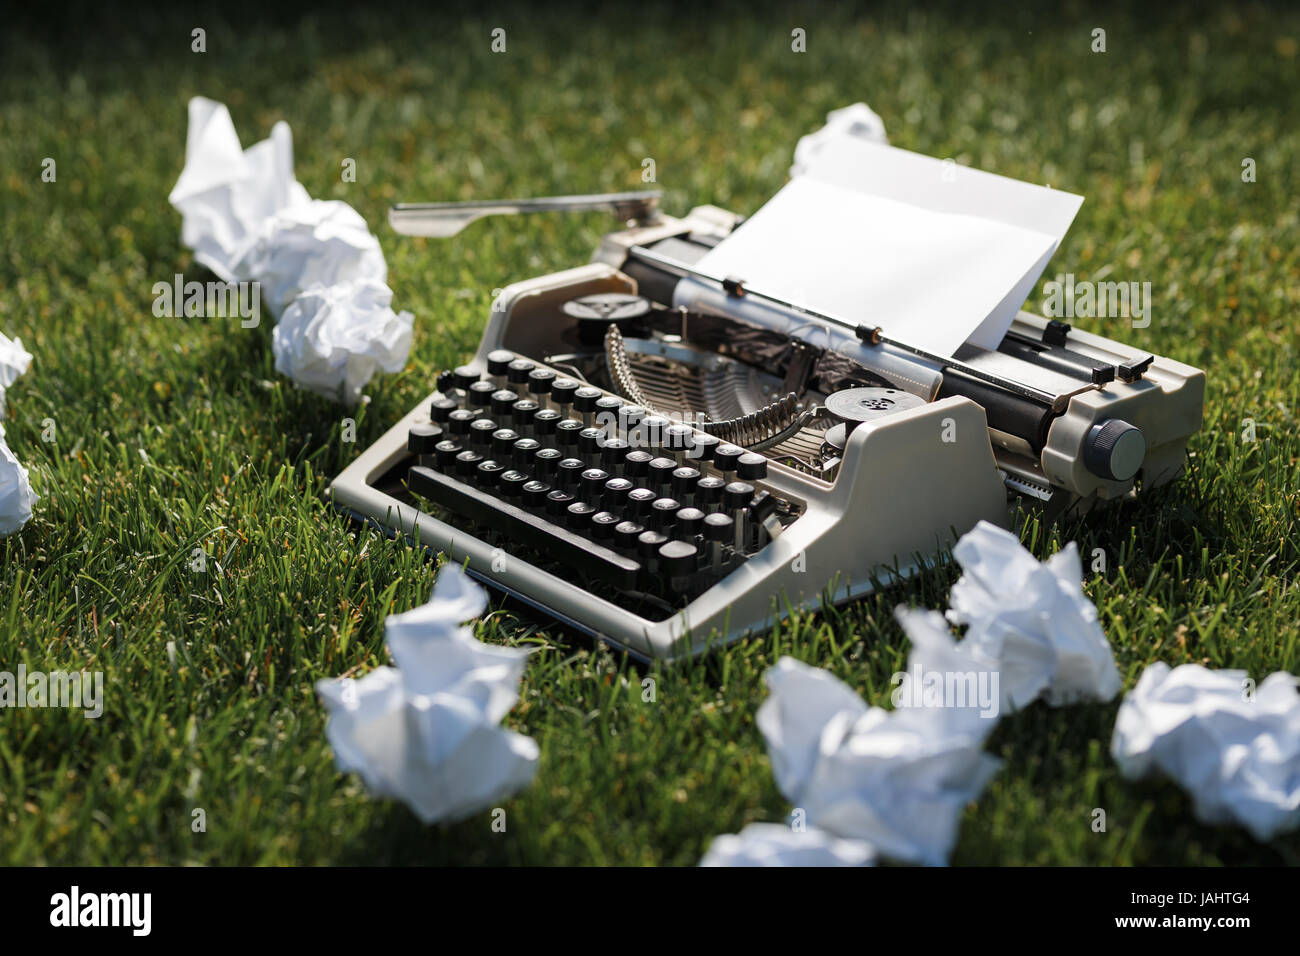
[1,1,1297,865]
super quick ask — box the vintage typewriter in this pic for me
[330,190,1205,660]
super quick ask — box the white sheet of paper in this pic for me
[699,140,1082,356]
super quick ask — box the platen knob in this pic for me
[1083,419,1146,482]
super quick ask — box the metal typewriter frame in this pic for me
[332,203,1205,661]
[331,260,1010,661]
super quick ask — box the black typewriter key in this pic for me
[624,450,652,479]
[486,349,514,380]
[532,408,561,439]
[452,365,479,391]
[691,432,720,466]
[725,481,755,550]
[628,487,657,519]
[408,423,442,454]
[430,397,457,422]
[637,530,670,568]
[434,439,462,469]
[527,367,556,391]
[499,470,529,499]
[578,426,605,458]
[510,399,540,432]
[448,408,476,436]
[476,459,505,487]
[545,489,574,516]
[556,418,585,449]
[704,512,733,540]
[521,479,552,507]
[455,449,484,478]
[614,520,645,554]
[651,497,681,531]
[659,540,699,588]
[724,481,755,511]
[648,456,677,489]
[675,506,705,539]
[572,386,602,413]
[467,380,496,410]
[640,415,671,450]
[736,452,769,481]
[665,424,695,458]
[704,512,734,574]
[696,475,725,508]
[436,369,456,396]
[566,500,597,530]
[601,477,633,509]
[469,417,498,449]
[491,428,520,458]
[671,466,702,500]
[591,511,620,541]
[511,437,541,467]
[714,443,744,475]
[527,366,556,397]
[618,404,647,438]
[490,389,519,416]
[599,437,630,472]
[533,447,562,478]
[573,386,602,425]
[550,377,580,411]
[594,395,623,434]
[507,358,534,386]
[557,457,585,489]
[580,468,610,503]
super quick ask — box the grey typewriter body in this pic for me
[331,200,1204,661]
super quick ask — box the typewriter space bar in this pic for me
[408,466,642,588]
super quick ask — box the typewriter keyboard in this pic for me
[404,350,799,610]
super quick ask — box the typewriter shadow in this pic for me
[333,802,524,866]
[1052,451,1249,573]
[180,282,412,476]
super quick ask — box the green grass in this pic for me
[1,1,1298,865]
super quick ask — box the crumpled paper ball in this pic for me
[169,96,413,404]
[316,564,538,824]
[946,520,1122,709]
[0,332,33,417]
[272,279,414,406]
[893,608,1006,720]
[700,823,876,867]
[0,331,37,537]
[232,199,387,318]
[756,655,1000,866]
[1111,662,1300,841]
[167,97,310,282]
[0,427,38,537]
[791,102,889,177]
